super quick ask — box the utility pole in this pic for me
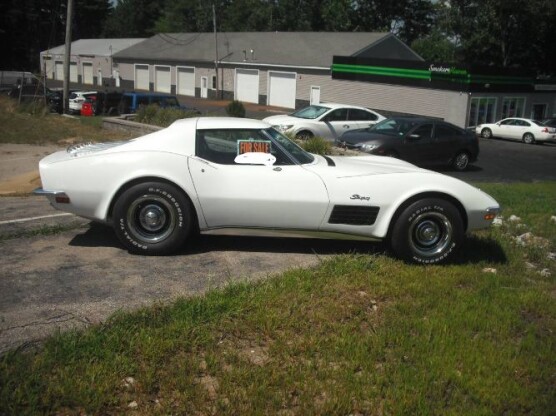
[63,0,74,114]
[213,4,219,99]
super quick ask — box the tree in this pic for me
[103,0,165,37]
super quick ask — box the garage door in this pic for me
[55,62,63,80]
[236,69,259,104]
[155,66,171,93]
[268,71,296,108]
[82,62,93,85]
[135,65,149,91]
[177,67,195,96]
[70,62,78,83]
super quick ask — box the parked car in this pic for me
[80,91,124,116]
[476,118,556,144]
[263,103,385,141]
[34,117,500,264]
[118,92,195,114]
[337,117,479,171]
[68,91,97,114]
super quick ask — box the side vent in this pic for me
[329,205,380,225]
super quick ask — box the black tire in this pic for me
[452,151,470,171]
[390,198,464,264]
[113,182,192,255]
[522,133,535,144]
[296,130,313,140]
[481,128,492,139]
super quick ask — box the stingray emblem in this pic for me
[350,194,370,201]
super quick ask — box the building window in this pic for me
[211,75,217,90]
[468,97,497,127]
[501,97,525,118]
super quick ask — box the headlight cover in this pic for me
[274,124,294,132]
[359,143,379,152]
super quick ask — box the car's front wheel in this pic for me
[296,130,314,140]
[481,128,492,139]
[390,198,464,264]
[113,182,192,255]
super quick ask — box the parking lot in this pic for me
[1,134,555,354]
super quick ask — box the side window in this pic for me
[196,129,292,165]
[325,108,348,122]
[348,109,377,121]
[137,96,149,106]
[435,124,463,140]
[500,119,515,125]
[411,124,433,139]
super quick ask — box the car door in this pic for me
[402,123,435,164]
[318,108,350,139]
[347,108,380,130]
[189,128,329,229]
[433,122,463,164]
[496,118,518,139]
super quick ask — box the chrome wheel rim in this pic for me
[481,129,491,139]
[523,134,533,144]
[408,212,453,258]
[455,153,469,170]
[127,195,175,243]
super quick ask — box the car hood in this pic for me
[263,114,303,125]
[307,154,425,177]
[340,131,392,144]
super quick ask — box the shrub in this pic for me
[300,136,332,155]
[16,100,50,118]
[226,100,246,118]
[135,104,198,127]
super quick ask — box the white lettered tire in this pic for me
[113,182,192,254]
[390,198,464,264]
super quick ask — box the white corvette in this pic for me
[35,117,500,264]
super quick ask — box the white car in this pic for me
[68,91,97,114]
[264,103,385,141]
[34,117,499,264]
[476,118,556,144]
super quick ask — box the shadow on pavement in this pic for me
[70,222,506,265]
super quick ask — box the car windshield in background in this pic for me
[265,128,315,164]
[290,105,330,119]
[370,119,420,136]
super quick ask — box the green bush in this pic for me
[226,100,246,118]
[299,135,332,155]
[135,104,199,127]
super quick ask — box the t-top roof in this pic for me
[113,32,404,68]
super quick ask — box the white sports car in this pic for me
[35,117,500,264]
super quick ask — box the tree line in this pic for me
[1,0,555,76]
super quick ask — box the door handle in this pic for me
[273,167,282,172]
[343,124,350,128]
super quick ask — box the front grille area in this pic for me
[328,205,380,225]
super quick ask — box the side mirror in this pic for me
[234,152,276,166]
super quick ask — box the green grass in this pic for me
[0,183,555,415]
[0,95,133,144]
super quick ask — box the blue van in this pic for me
[118,92,195,114]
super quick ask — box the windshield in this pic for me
[369,118,421,136]
[290,105,330,120]
[265,128,315,164]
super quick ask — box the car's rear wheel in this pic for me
[113,182,192,255]
[452,151,470,171]
[481,128,492,139]
[522,133,535,144]
[390,198,464,264]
